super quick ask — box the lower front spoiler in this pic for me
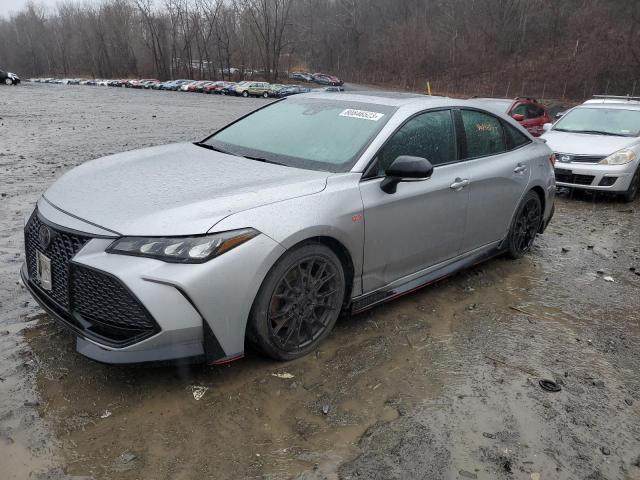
[21,263,234,366]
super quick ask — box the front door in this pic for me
[359,109,470,292]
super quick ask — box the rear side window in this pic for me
[503,122,531,149]
[373,110,456,176]
[527,105,545,118]
[511,104,528,117]
[460,110,507,158]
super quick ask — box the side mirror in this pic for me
[380,156,434,194]
[555,111,565,120]
[542,123,552,132]
[512,113,525,122]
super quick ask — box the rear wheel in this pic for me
[506,191,542,259]
[262,91,269,98]
[4,78,12,85]
[242,91,248,97]
[621,169,640,203]
[248,244,346,361]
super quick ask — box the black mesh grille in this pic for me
[71,265,159,340]
[24,209,160,346]
[554,169,595,186]
[24,211,91,308]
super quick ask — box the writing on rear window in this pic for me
[340,109,385,121]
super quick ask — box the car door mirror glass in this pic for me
[380,156,433,194]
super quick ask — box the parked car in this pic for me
[180,81,199,92]
[313,86,344,93]
[204,81,235,94]
[541,95,640,202]
[234,81,271,97]
[269,84,286,96]
[158,79,192,91]
[22,92,554,365]
[1,70,21,85]
[188,81,213,93]
[226,81,250,95]
[289,72,313,82]
[311,73,343,86]
[274,85,310,97]
[472,97,552,137]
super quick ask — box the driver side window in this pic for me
[372,110,456,177]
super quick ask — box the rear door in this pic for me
[457,109,532,253]
[359,109,469,292]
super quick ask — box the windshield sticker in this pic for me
[340,109,385,121]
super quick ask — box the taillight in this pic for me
[549,153,556,167]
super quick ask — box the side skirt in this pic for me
[350,243,504,314]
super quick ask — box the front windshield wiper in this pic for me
[193,141,238,156]
[242,155,286,166]
[564,130,628,137]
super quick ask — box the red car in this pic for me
[203,81,235,94]
[474,97,552,137]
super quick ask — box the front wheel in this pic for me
[262,91,269,98]
[506,191,542,259]
[242,91,248,97]
[247,244,346,361]
[620,169,640,203]
[4,78,13,85]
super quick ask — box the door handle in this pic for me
[514,164,527,174]
[450,178,470,190]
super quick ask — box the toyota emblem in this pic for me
[38,224,52,249]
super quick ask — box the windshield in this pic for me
[203,98,396,172]
[553,107,640,137]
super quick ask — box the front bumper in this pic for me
[554,161,637,192]
[22,207,285,364]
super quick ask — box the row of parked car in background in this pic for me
[27,72,344,99]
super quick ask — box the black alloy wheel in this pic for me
[248,244,345,360]
[507,191,542,259]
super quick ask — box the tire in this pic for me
[620,168,640,203]
[262,91,268,98]
[505,191,543,259]
[242,91,248,97]
[247,243,346,361]
[4,78,12,85]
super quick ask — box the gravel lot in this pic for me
[1,84,639,480]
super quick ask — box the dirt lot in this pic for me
[1,84,639,480]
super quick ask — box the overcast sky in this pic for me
[0,0,107,17]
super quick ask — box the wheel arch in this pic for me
[284,235,355,309]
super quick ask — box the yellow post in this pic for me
[426,82,432,96]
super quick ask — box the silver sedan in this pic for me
[22,92,555,364]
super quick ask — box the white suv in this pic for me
[541,95,640,202]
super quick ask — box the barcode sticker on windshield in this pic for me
[340,109,385,121]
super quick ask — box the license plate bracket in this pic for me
[37,251,52,291]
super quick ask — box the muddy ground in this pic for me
[1,84,639,480]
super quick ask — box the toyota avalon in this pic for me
[22,92,555,365]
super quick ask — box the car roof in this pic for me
[574,103,640,111]
[299,91,453,107]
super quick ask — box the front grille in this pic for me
[24,209,160,346]
[25,210,91,308]
[554,169,595,186]
[71,265,159,342]
[554,153,605,164]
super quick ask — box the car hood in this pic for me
[541,130,639,156]
[44,143,329,236]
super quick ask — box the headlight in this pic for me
[599,149,637,165]
[106,228,259,263]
